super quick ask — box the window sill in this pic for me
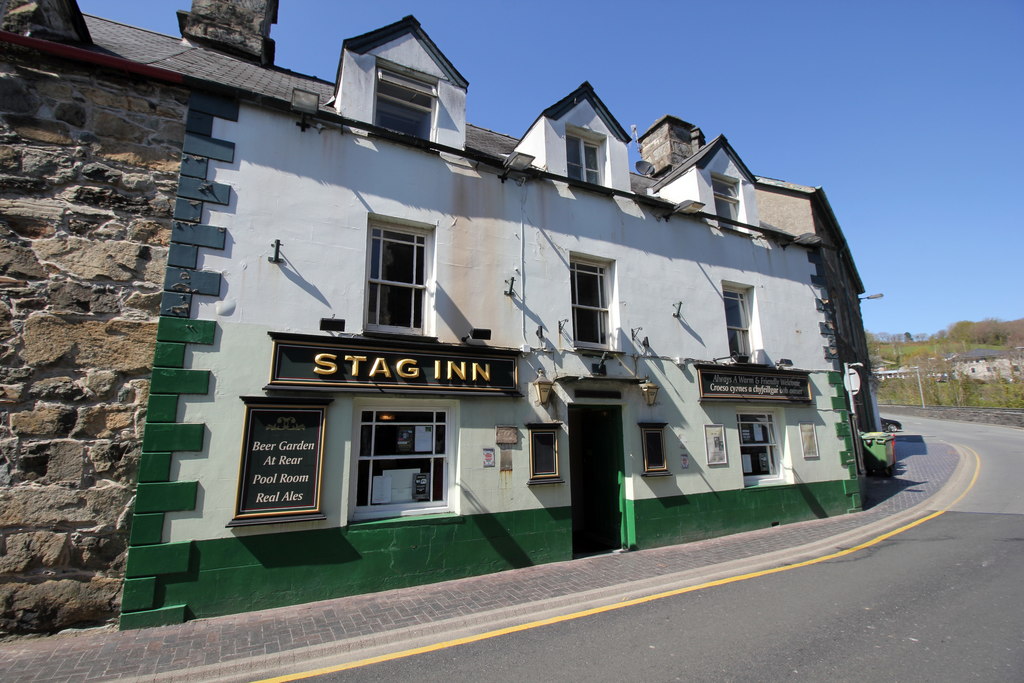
[743,477,787,488]
[348,511,462,528]
[362,330,439,343]
[527,477,565,486]
[641,470,672,478]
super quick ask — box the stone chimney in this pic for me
[1,0,92,43]
[637,115,706,177]
[178,0,278,65]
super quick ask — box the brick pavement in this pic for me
[0,436,961,682]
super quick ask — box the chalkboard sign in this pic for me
[230,402,328,525]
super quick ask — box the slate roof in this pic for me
[77,15,659,197]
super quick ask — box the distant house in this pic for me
[948,349,1021,381]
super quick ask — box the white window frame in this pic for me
[737,412,783,485]
[570,257,612,349]
[374,67,437,140]
[365,220,432,335]
[723,285,752,358]
[565,130,602,184]
[712,173,740,221]
[353,405,451,520]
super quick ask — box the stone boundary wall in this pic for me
[879,405,1024,429]
[0,42,187,634]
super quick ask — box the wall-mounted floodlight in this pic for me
[775,358,794,369]
[500,151,535,182]
[291,88,320,132]
[674,199,705,215]
[793,233,822,246]
[859,293,884,301]
[461,328,492,343]
[319,318,346,332]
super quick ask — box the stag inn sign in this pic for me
[267,334,520,395]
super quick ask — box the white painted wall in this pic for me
[166,103,847,542]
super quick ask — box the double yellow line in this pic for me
[258,446,980,682]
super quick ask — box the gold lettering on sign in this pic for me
[434,360,442,380]
[368,357,392,378]
[472,362,491,382]
[395,358,420,378]
[345,355,368,376]
[447,361,467,380]
[313,353,338,375]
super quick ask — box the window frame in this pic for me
[374,67,437,140]
[737,412,783,484]
[526,423,563,484]
[639,422,670,475]
[723,286,751,358]
[365,221,432,335]
[565,132,602,184]
[711,173,740,221]
[353,407,451,520]
[799,422,819,460]
[570,257,612,349]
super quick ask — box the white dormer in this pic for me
[514,82,632,192]
[653,135,760,227]
[333,16,468,149]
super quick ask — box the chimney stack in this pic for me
[637,115,705,177]
[179,0,278,65]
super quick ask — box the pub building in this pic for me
[117,9,867,629]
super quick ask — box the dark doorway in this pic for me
[568,405,624,556]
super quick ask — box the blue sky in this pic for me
[79,0,1023,338]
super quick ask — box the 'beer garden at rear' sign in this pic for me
[230,402,328,525]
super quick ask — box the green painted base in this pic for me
[120,480,853,629]
[631,479,852,548]
[121,507,572,628]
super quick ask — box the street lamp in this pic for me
[859,293,884,301]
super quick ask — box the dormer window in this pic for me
[375,69,436,139]
[712,174,739,221]
[566,134,600,184]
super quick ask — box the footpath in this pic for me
[0,436,966,683]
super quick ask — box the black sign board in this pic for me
[697,366,812,402]
[230,402,328,525]
[268,335,519,395]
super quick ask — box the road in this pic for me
[301,415,1023,682]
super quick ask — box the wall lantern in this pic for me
[533,377,554,405]
[639,379,660,406]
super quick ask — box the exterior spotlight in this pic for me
[500,151,535,182]
[674,199,705,215]
[639,379,660,406]
[461,328,492,343]
[291,88,320,131]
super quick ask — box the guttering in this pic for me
[1,29,793,246]
[0,29,186,84]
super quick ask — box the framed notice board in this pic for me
[229,398,331,526]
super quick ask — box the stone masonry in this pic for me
[0,39,187,634]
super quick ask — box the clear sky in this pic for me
[79,0,1024,338]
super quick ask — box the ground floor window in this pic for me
[737,412,780,482]
[357,409,447,515]
[527,423,563,483]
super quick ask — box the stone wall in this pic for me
[879,405,1024,429]
[0,42,186,634]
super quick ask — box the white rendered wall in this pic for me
[167,103,845,542]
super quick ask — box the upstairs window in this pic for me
[375,69,435,139]
[723,287,751,358]
[566,134,600,184]
[712,174,739,221]
[367,224,428,333]
[571,259,610,347]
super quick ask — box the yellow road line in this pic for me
[256,446,980,683]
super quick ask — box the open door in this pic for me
[568,405,624,555]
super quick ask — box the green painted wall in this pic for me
[632,480,850,548]
[146,507,573,621]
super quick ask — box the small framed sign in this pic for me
[230,399,330,526]
[704,424,728,466]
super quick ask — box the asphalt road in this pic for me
[303,415,1023,682]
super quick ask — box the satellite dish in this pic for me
[635,160,655,177]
